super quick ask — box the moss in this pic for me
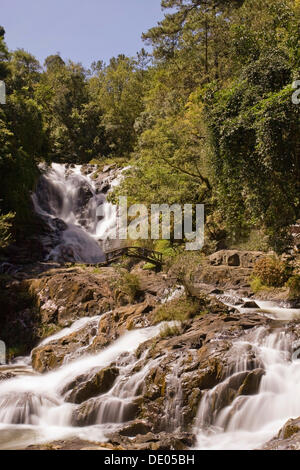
[152,296,202,324]
[282,424,300,440]
[160,376,166,397]
[250,276,270,293]
[7,345,26,361]
[285,275,300,299]
[38,323,62,340]
[142,262,157,271]
[154,240,177,258]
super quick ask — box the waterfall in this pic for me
[32,163,122,264]
[0,322,166,449]
[195,326,300,450]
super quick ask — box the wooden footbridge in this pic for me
[104,246,163,267]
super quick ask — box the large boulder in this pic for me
[263,416,300,450]
[64,366,119,404]
[209,250,266,268]
[28,267,118,325]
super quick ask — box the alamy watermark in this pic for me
[292,80,300,105]
[97,198,205,251]
[0,80,6,104]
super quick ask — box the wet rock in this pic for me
[119,420,152,437]
[77,183,94,208]
[64,366,119,404]
[228,253,240,267]
[278,417,300,440]
[210,288,224,295]
[242,300,259,309]
[99,183,110,193]
[193,266,252,291]
[0,372,15,381]
[263,416,300,450]
[106,431,196,450]
[28,266,117,326]
[72,397,139,426]
[237,368,265,395]
[103,164,115,173]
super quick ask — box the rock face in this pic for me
[263,417,300,450]
[192,250,267,293]
[192,265,252,291]
[209,250,266,268]
[64,366,119,404]
[28,267,118,325]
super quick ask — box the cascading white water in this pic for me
[32,163,122,264]
[195,326,300,450]
[39,315,101,347]
[0,322,166,449]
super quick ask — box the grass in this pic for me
[250,276,270,293]
[111,270,142,304]
[159,324,182,339]
[285,275,300,299]
[38,323,62,340]
[152,296,203,324]
[142,262,157,271]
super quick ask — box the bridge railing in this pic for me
[105,246,163,265]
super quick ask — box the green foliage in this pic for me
[253,256,289,287]
[250,276,269,293]
[152,296,202,324]
[205,52,299,249]
[0,212,15,248]
[285,275,300,299]
[166,251,205,282]
[0,1,299,252]
[142,262,157,271]
[159,324,182,339]
[112,270,141,304]
[38,323,61,340]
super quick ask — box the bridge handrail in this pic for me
[104,246,163,265]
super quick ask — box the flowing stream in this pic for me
[1,163,300,450]
[194,310,300,449]
[0,323,167,449]
[32,163,122,263]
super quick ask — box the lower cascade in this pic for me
[195,326,300,450]
[0,324,165,449]
[1,164,300,450]
[1,302,300,449]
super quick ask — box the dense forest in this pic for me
[0,0,299,253]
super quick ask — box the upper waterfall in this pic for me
[32,163,121,264]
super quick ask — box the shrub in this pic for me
[142,262,157,271]
[250,276,266,293]
[286,275,300,299]
[113,271,141,304]
[0,212,15,248]
[152,296,202,324]
[159,324,182,339]
[253,256,289,287]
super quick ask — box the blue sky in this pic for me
[1,0,165,68]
